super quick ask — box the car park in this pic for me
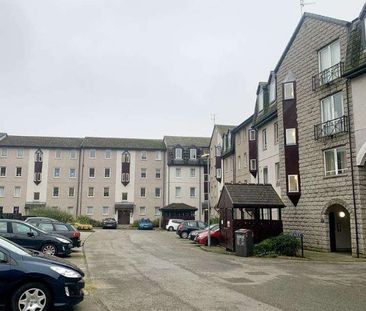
[0,236,84,311]
[176,220,206,239]
[138,218,154,230]
[165,219,183,231]
[196,227,221,246]
[31,221,81,248]
[102,218,118,229]
[0,219,73,257]
[189,224,219,241]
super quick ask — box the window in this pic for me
[250,159,257,171]
[175,187,181,198]
[243,153,248,168]
[103,187,110,197]
[104,168,111,178]
[190,168,196,177]
[318,40,340,73]
[122,192,128,201]
[141,151,147,160]
[155,168,161,179]
[283,82,295,100]
[155,187,161,198]
[288,175,299,193]
[175,148,182,160]
[89,149,96,158]
[88,187,94,197]
[14,187,21,197]
[216,168,222,179]
[238,156,241,170]
[34,192,40,200]
[286,128,297,145]
[175,168,181,178]
[321,92,344,135]
[263,167,268,184]
[13,206,19,214]
[258,89,264,112]
[53,187,59,197]
[68,187,75,197]
[54,168,60,178]
[105,150,112,159]
[0,148,7,157]
[141,168,147,178]
[122,152,130,163]
[70,150,77,159]
[89,168,95,178]
[122,173,130,183]
[249,130,256,141]
[215,146,222,157]
[262,129,267,150]
[139,206,146,215]
[190,149,197,160]
[324,147,347,176]
[0,187,4,197]
[275,162,280,186]
[269,76,276,103]
[67,206,74,214]
[55,150,62,159]
[69,168,76,178]
[54,224,69,231]
[0,167,6,177]
[274,122,279,144]
[190,187,196,198]
[16,167,22,177]
[140,187,146,197]
[17,148,24,158]
[87,206,94,215]
[155,151,162,160]
[102,206,109,215]
[155,207,160,216]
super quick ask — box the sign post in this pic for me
[291,230,304,257]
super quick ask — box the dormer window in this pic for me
[227,132,232,150]
[249,129,256,141]
[215,146,221,157]
[269,76,276,103]
[189,148,197,160]
[283,82,295,100]
[258,89,264,112]
[175,148,182,160]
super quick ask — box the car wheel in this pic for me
[168,226,174,232]
[181,231,188,239]
[41,243,57,256]
[11,282,51,311]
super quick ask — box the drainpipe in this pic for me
[77,148,85,217]
[346,79,360,258]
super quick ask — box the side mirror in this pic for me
[27,232,35,237]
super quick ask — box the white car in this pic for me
[166,219,184,231]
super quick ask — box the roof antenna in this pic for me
[211,113,216,125]
[300,0,316,15]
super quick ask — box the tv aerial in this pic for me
[300,0,316,15]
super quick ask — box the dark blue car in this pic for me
[0,236,84,311]
[138,218,154,230]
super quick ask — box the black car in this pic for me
[176,220,207,239]
[0,220,73,257]
[32,221,81,248]
[102,218,118,229]
[0,236,84,311]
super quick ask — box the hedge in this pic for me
[254,234,300,257]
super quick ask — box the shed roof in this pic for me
[160,203,198,211]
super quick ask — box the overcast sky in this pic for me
[0,0,364,139]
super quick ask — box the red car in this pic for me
[196,227,221,246]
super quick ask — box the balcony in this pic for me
[314,115,348,140]
[312,62,344,91]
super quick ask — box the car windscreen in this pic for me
[0,237,31,256]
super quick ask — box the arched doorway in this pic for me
[327,205,351,252]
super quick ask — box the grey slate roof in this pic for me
[232,116,253,133]
[224,184,285,208]
[164,136,210,147]
[83,137,165,150]
[160,203,198,211]
[0,135,83,149]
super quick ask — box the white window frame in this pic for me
[139,206,146,215]
[55,150,62,159]
[89,168,95,178]
[284,82,295,100]
[216,168,222,179]
[175,168,181,178]
[141,168,147,179]
[14,186,21,198]
[140,187,146,198]
[34,192,40,201]
[54,168,61,178]
[321,92,344,123]
[175,186,181,198]
[86,206,94,215]
[105,150,112,159]
[286,128,297,145]
[288,175,299,193]
[324,147,347,176]
[70,150,77,160]
[69,168,76,178]
[89,149,96,159]
[275,162,280,186]
[175,148,182,160]
[17,148,24,158]
[250,159,257,171]
[262,129,267,150]
[155,168,161,179]
[155,151,162,161]
[263,167,268,184]
[274,122,279,145]
[0,186,4,197]
[318,40,340,73]
[68,187,75,197]
[190,168,196,178]
[0,148,7,158]
[258,89,264,112]
[249,130,256,141]
[52,187,59,197]
[103,187,110,197]
[243,153,248,168]
[141,151,147,160]
[190,187,196,198]
[102,206,109,216]
[15,167,22,177]
[122,192,128,201]
[0,167,6,177]
[88,187,94,197]
[238,155,241,170]
[104,168,111,178]
[189,149,197,160]
[155,187,161,198]
[154,207,161,216]
[269,76,276,103]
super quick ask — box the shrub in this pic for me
[210,217,219,224]
[131,220,139,228]
[254,238,275,256]
[254,234,300,257]
[28,208,74,223]
[75,215,102,227]
[152,219,160,227]
[74,223,93,230]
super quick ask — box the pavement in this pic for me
[67,229,366,311]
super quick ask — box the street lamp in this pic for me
[201,153,211,247]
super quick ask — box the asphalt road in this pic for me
[71,229,366,311]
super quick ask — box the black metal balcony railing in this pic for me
[314,115,348,140]
[312,62,344,91]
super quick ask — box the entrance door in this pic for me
[328,205,351,252]
[118,210,130,225]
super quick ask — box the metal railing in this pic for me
[314,115,348,140]
[312,62,344,91]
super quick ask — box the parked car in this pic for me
[176,220,206,239]
[196,227,221,246]
[0,219,73,256]
[138,218,154,230]
[31,221,81,248]
[165,219,184,231]
[102,218,118,229]
[0,236,84,311]
[25,216,58,224]
[189,224,219,241]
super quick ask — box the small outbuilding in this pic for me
[218,184,285,252]
[160,203,197,229]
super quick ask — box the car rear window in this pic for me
[54,224,69,231]
[0,222,7,233]
[38,223,54,231]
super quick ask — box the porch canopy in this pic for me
[218,184,285,252]
[160,203,197,228]
[114,203,134,211]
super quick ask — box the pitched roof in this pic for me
[209,124,236,147]
[83,137,165,150]
[232,115,253,133]
[160,203,198,211]
[164,136,210,147]
[0,135,83,149]
[223,184,285,208]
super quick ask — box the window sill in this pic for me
[323,173,347,179]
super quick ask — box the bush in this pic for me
[210,217,219,224]
[254,234,300,257]
[152,219,160,228]
[28,208,74,223]
[131,220,139,228]
[75,215,102,227]
[74,223,93,230]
